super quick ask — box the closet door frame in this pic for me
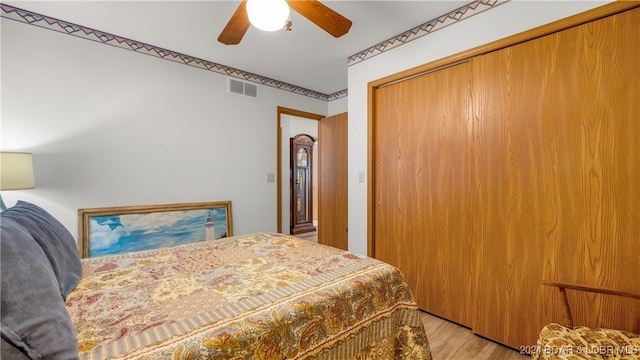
[368,1,640,349]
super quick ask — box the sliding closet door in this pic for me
[471,33,549,348]
[538,8,640,333]
[472,7,640,347]
[372,4,639,350]
[373,61,475,327]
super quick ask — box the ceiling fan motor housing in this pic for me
[218,0,352,45]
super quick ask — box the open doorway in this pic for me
[290,133,317,234]
[276,107,323,235]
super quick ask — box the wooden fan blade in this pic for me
[218,0,250,45]
[287,0,352,38]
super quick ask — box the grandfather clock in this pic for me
[290,134,317,234]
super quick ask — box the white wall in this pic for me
[2,1,614,254]
[346,0,612,255]
[328,97,347,116]
[1,18,327,240]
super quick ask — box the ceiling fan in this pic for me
[218,0,352,45]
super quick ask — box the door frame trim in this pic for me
[276,106,324,233]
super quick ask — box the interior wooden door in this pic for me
[373,62,475,327]
[318,112,348,250]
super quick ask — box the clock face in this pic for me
[297,148,308,167]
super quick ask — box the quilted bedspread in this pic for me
[65,232,432,359]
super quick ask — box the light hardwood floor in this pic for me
[420,311,529,360]
[293,230,318,242]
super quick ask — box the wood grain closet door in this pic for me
[538,8,640,334]
[473,7,640,348]
[373,61,475,327]
[372,4,640,351]
[471,32,549,349]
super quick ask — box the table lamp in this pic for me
[0,152,35,211]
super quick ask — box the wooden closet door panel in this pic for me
[473,35,554,349]
[373,62,475,327]
[472,38,549,348]
[473,7,640,348]
[540,8,640,332]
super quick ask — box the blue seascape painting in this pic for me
[89,208,228,257]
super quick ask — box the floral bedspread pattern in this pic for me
[66,232,431,359]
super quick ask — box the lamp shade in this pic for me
[0,152,35,190]
[246,0,290,31]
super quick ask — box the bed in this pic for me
[1,201,432,359]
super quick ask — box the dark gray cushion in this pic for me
[1,338,31,360]
[1,201,81,299]
[0,217,80,359]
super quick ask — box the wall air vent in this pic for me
[228,78,259,99]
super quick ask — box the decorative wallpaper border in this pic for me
[0,3,334,101]
[348,0,508,66]
[1,1,507,101]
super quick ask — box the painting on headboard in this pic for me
[78,201,232,258]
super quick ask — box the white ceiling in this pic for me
[4,1,472,95]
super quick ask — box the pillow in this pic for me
[0,217,80,359]
[1,201,81,299]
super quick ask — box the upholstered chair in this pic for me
[533,281,640,360]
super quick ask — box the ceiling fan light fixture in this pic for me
[246,0,290,32]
